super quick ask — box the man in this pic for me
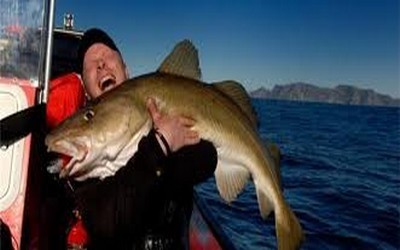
[71,28,217,249]
[77,28,128,99]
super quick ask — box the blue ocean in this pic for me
[195,99,400,250]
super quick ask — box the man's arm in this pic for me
[146,97,217,188]
[167,139,217,188]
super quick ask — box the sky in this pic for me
[55,0,399,98]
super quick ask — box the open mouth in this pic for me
[47,140,88,177]
[59,154,81,178]
[47,153,73,174]
[100,75,116,92]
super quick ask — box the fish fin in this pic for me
[215,162,250,203]
[265,141,283,190]
[275,201,304,250]
[212,80,258,128]
[158,39,202,80]
[255,186,274,219]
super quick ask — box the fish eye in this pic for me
[84,109,95,121]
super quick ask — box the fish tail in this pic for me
[275,201,304,250]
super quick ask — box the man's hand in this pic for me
[147,98,200,153]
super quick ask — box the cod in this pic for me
[46,40,304,250]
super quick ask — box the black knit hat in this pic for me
[77,28,120,74]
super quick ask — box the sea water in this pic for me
[195,99,400,250]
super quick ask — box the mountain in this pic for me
[250,83,400,107]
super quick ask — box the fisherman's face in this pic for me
[82,43,129,99]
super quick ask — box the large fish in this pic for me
[45,40,304,249]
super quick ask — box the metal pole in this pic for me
[39,0,55,104]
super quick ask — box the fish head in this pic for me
[45,94,142,180]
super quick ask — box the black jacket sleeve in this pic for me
[166,139,217,189]
[74,130,217,248]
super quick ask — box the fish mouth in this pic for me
[47,140,88,178]
[99,75,116,92]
